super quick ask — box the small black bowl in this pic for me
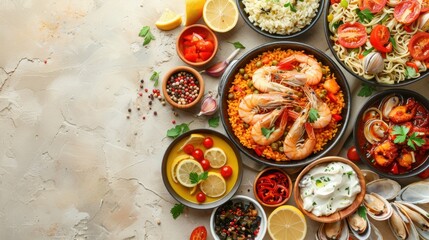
[353,89,429,178]
[237,0,324,39]
[218,41,351,168]
[323,0,429,87]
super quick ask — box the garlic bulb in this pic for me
[197,93,218,116]
[418,12,429,32]
[363,52,384,74]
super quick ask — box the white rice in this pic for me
[243,0,320,35]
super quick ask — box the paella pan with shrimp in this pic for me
[220,42,350,165]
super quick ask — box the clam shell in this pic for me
[389,203,411,240]
[369,222,383,240]
[317,220,349,240]
[361,170,379,184]
[395,201,429,240]
[396,181,429,204]
[364,192,393,221]
[392,202,422,240]
[367,178,401,201]
[347,207,371,240]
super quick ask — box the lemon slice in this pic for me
[155,8,182,31]
[176,159,204,187]
[268,205,307,240]
[171,154,194,183]
[185,0,206,26]
[178,134,205,152]
[204,147,227,168]
[199,172,226,197]
[203,0,238,32]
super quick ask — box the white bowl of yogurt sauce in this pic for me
[293,156,366,223]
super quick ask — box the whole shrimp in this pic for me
[238,92,293,125]
[303,85,332,129]
[252,66,306,93]
[389,98,417,123]
[251,107,288,146]
[278,52,323,85]
[283,105,317,160]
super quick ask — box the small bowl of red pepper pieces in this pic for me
[176,24,218,67]
[253,167,292,208]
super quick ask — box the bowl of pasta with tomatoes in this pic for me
[324,0,429,86]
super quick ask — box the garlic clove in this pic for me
[363,52,384,74]
[197,93,218,116]
[204,61,228,77]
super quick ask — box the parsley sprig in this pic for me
[208,116,220,128]
[190,171,208,184]
[139,26,155,46]
[170,203,185,219]
[228,41,246,49]
[308,108,320,123]
[150,71,160,87]
[356,9,374,23]
[357,206,367,220]
[284,2,297,12]
[357,83,376,97]
[262,127,276,139]
[392,125,426,150]
[167,122,192,138]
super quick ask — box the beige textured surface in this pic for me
[1,0,428,239]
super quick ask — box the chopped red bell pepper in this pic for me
[332,114,343,122]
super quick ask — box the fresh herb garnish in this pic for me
[362,47,374,57]
[356,9,374,23]
[357,83,376,97]
[345,187,350,195]
[357,206,367,220]
[316,179,323,187]
[284,2,297,12]
[167,122,192,138]
[229,41,246,49]
[190,171,208,184]
[308,108,320,123]
[408,132,426,150]
[389,37,397,49]
[346,171,353,179]
[208,116,220,128]
[313,202,317,206]
[392,125,425,150]
[261,127,276,139]
[405,66,417,78]
[150,71,160,87]
[170,203,185,219]
[333,20,344,30]
[139,26,155,46]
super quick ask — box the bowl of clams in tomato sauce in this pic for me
[354,89,429,178]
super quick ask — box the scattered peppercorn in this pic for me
[154,111,157,116]
[172,120,176,124]
[140,79,144,84]
[128,108,132,113]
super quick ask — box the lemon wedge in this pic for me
[199,172,226,197]
[176,159,204,187]
[178,134,205,152]
[203,0,238,32]
[204,147,227,168]
[185,0,206,26]
[155,8,182,31]
[268,205,307,240]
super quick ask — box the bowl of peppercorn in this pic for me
[162,66,205,109]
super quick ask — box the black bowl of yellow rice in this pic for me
[219,41,351,168]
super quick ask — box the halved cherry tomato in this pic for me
[337,22,368,48]
[190,226,207,240]
[370,25,393,53]
[196,192,206,203]
[200,159,210,171]
[220,166,233,178]
[183,144,195,155]
[394,0,421,25]
[359,0,387,13]
[408,32,429,61]
[192,149,204,161]
[202,137,214,149]
[347,146,360,162]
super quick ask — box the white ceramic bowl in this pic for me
[210,195,267,240]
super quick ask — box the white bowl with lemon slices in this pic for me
[161,129,243,209]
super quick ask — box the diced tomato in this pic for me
[369,25,393,53]
[199,51,212,61]
[332,114,343,122]
[337,22,368,48]
[406,61,419,72]
[394,0,421,25]
[184,45,196,55]
[408,32,429,61]
[254,146,265,156]
[196,40,214,52]
[184,52,198,62]
[390,162,399,175]
[359,0,387,13]
[181,32,214,63]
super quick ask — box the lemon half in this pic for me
[268,205,307,240]
[203,0,238,32]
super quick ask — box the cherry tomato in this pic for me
[192,148,204,161]
[337,22,368,48]
[196,192,206,203]
[221,166,233,178]
[370,25,393,53]
[408,32,429,61]
[394,0,421,25]
[200,159,210,171]
[359,0,386,13]
[202,137,214,149]
[190,226,207,240]
[418,168,429,179]
[183,144,195,155]
[330,0,340,4]
[347,146,361,162]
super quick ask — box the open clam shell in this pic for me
[363,192,393,221]
[347,206,371,240]
[316,220,349,240]
[396,181,429,205]
[390,202,421,240]
[361,170,379,184]
[366,178,401,201]
[395,201,429,240]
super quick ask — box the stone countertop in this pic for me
[1,0,428,239]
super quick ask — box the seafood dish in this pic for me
[355,90,429,176]
[326,0,429,85]
[226,48,346,162]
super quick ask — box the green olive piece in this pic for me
[271,142,279,151]
[256,61,262,67]
[272,60,278,66]
[278,146,284,153]
[243,74,249,80]
[228,93,235,99]
[239,68,245,74]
